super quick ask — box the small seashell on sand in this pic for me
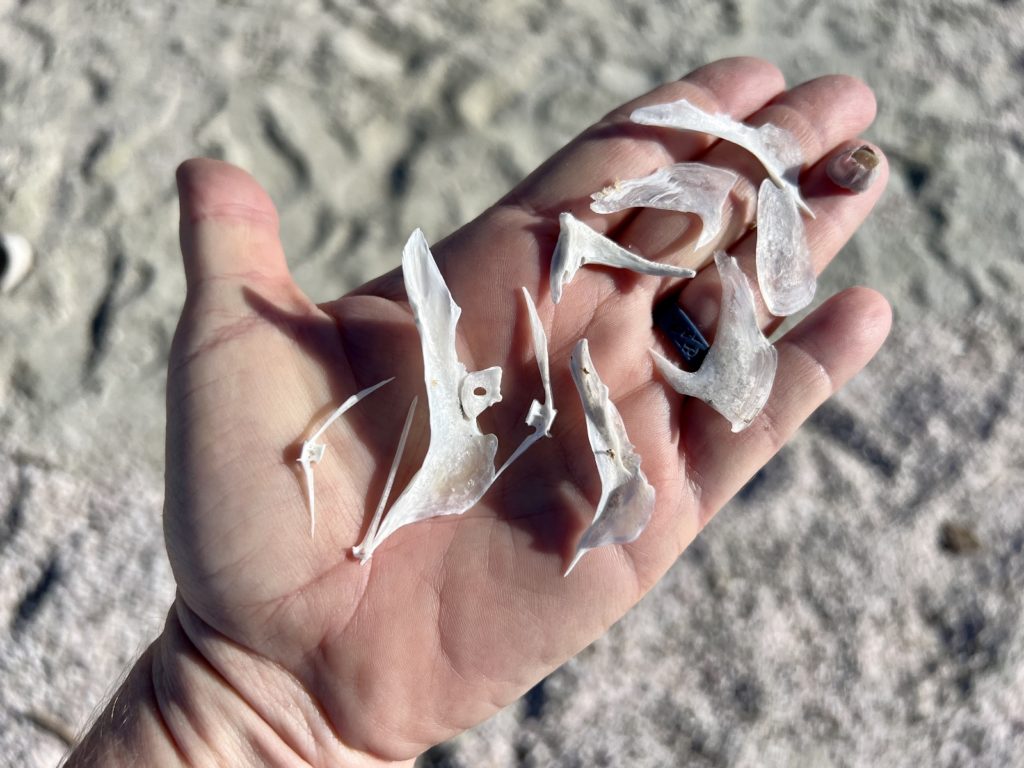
[0,233,34,294]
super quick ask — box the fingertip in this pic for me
[176,157,280,231]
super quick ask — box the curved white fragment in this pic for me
[630,98,813,217]
[298,377,394,537]
[0,233,34,294]
[550,212,696,304]
[566,339,655,576]
[590,162,739,249]
[756,178,815,316]
[651,252,777,432]
[354,229,502,562]
[496,287,557,478]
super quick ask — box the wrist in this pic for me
[65,601,418,768]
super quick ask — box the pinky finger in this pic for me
[680,286,892,525]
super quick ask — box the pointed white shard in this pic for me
[550,212,696,304]
[353,230,505,562]
[651,252,777,432]
[352,396,418,560]
[756,178,815,316]
[565,339,655,576]
[590,162,739,249]
[298,377,394,537]
[496,287,557,477]
[630,98,813,217]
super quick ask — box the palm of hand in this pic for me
[163,58,890,762]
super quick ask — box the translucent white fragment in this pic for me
[756,178,815,316]
[354,230,503,562]
[495,287,557,478]
[590,162,739,249]
[0,233,33,294]
[630,98,813,217]
[651,252,777,432]
[550,212,696,304]
[566,339,655,576]
[298,377,394,537]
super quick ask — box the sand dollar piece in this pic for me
[566,338,655,575]
[651,251,778,433]
[352,230,555,562]
[550,212,696,304]
[590,162,739,249]
[630,98,816,316]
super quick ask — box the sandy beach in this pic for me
[1,1,1023,765]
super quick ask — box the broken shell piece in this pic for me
[0,233,34,294]
[495,287,557,477]
[590,162,739,249]
[551,212,696,304]
[651,252,777,432]
[826,145,880,192]
[566,338,655,576]
[755,178,815,317]
[353,230,508,562]
[630,98,813,217]
[298,377,394,537]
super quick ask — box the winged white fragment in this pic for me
[298,377,394,537]
[496,287,557,477]
[629,98,813,217]
[551,212,696,304]
[354,231,552,562]
[651,252,777,432]
[590,162,739,249]
[566,339,655,576]
[756,178,816,317]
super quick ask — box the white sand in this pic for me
[1,1,1022,765]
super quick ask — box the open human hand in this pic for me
[73,57,891,767]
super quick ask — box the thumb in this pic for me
[176,158,295,304]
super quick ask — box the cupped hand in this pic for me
[163,57,891,765]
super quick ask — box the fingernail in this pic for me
[827,144,881,192]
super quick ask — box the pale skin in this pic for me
[66,58,892,767]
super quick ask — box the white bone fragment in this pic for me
[353,396,418,561]
[756,178,816,316]
[566,338,655,576]
[354,229,505,562]
[550,212,696,304]
[495,287,557,478]
[651,252,777,432]
[630,98,813,217]
[0,233,34,294]
[590,162,739,249]
[298,377,394,537]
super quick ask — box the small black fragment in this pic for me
[654,298,710,371]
